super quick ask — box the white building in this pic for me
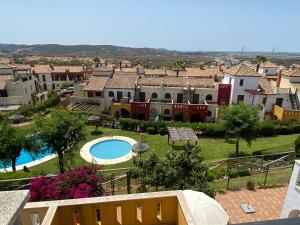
[222,63,291,118]
[281,160,300,218]
[258,61,279,76]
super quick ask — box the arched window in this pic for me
[165,93,171,99]
[207,110,212,117]
[108,91,114,97]
[206,94,213,101]
[164,109,170,116]
[151,92,158,99]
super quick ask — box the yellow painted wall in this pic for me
[20,207,48,225]
[110,103,131,117]
[51,196,178,225]
[273,105,300,122]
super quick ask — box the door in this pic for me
[192,94,199,104]
[237,95,244,103]
[139,92,145,102]
[177,93,183,103]
[275,98,283,107]
[117,91,123,102]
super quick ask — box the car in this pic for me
[61,87,74,96]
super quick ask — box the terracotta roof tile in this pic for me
[83,76,109,91]
[226,63,260,77]
[105,75,139,89]
[259,77,275,94]
[0,75,10,90]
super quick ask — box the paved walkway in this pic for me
[215,186,288,224]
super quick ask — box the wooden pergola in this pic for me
[167,127,198,146]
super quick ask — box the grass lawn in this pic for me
[0,124,298,179]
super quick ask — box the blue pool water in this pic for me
[90,139,132,160]
[0,149,51,169]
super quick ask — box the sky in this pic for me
[0,0,299,52]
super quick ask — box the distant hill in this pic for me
[0,44,184,57]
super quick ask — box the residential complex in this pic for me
[1,59,300,122]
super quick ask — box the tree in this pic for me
[35,110,85,173]
[131,147,214,197]
[173,60,186,77]
[0,121,38,172]
[295,136,300,156]
[93,57,100,67]
[255,55,267,72]
[219,103,259,156]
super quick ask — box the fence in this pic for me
[0,151,296,193]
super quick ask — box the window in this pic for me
[25,87,27,94]
[43,83,47,91]
[207,110,212,117]
[116,206,122,225]
[239,79,244,86]
[151,108,157,115]
[95,208,101,225]
[88,91,93,98]
[165,93,171,99]
[95,91,102,97]
[136,204,143,223]
[265,69,268,73]
[237,95,244,103]
[164,109,170,116]
[42,75,46,82]
[30,213,40,225]
[108,91,114,97]
[151,92,158,99]
[205,94,213,101]
[156,203,162,220]
[128,92,131,98]
[262,97,267,105]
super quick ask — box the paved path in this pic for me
[216,186,288,224]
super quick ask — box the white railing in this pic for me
[70,96,104,105]
[0,96,23,105]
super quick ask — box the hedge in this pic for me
[118,118,300,137]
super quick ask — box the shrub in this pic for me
[159,127,168,135]
[246,181,255,191]
[147,127,156,135]
[295,136,300,155]
[29,165,104,202]
[255,121,275,136]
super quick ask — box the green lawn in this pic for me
[0,124,298,179]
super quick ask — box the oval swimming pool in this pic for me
[90,139,132,160]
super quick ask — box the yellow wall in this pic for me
[50,196,178,225]
[110,103,131,117]
[20,207,48,225]
[273,105,300,122]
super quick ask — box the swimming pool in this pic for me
[0,148,56,172]
[90,140,132,159]
[81,136,137,165]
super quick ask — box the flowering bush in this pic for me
[29,165,104,202]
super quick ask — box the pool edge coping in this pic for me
[80,136,138,165]
[0,153,57,172]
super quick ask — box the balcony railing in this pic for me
[70,96,103,105]
[0,96,23,105]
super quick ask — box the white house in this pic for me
[258,61,278,76]
[281,160,300,218]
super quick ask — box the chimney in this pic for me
[200,65,204,70]
[214,74,218,82]
[292,64,296,70]
[105,60,107,66]
[30,62,35,67]
[119,61,122,69]
[276,69,282,88]
[49,64,54,70]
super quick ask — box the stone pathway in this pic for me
[215,186,288,224]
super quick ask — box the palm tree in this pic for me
[174,60,186,77]
[256,55,267,72]
[93,57,100,67]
